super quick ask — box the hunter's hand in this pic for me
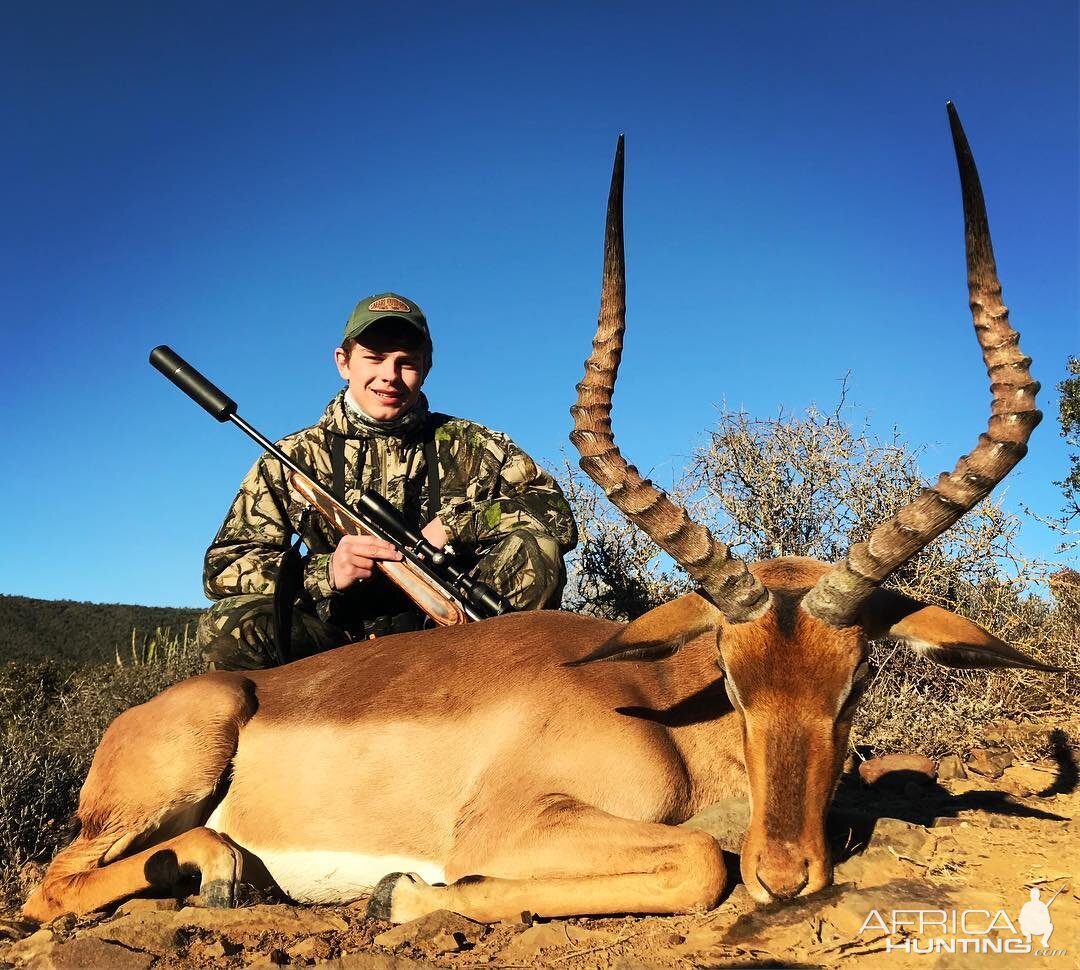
[330,534,402,589]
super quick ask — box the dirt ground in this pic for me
[2,752,1076,970]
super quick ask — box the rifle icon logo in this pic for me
[1018,883,1066,947]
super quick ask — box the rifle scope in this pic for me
[149,345,510,621]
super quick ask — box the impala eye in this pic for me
[839,662,871,716]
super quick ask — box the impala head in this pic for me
[569,107,1056,905]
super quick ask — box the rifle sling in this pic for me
[272,507,310,666]
[424,434,440,517]
[325,426,441,524]
[329,429,348,499]
[270,425,444,661]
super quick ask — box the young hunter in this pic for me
[197,293,578,670]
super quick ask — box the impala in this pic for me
[24,104,1056,925]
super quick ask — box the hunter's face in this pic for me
[335,325,428,421]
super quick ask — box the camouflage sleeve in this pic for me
[438,430,577,560]
[202,456,335,603]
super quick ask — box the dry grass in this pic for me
[560,395,1078,759]
[2,396,1075,912]
[0,632,202,910]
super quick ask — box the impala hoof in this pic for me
[201,878,236,908]
[367,872,405,920]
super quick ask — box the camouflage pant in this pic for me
[197,594,350,670]
[198,531,566,670]
[476,530,565,611]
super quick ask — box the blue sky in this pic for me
[2,1,1076,607]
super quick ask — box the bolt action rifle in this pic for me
[150,346,510,651]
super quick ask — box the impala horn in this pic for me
[570,135,771,624]
[802,103,1042,627]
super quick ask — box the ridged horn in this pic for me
[569,136,770,624]
[803,103,1042,627]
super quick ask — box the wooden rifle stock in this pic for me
[288,472,468,626]
[150,344,510,627]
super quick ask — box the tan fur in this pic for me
[24,558,1049,922]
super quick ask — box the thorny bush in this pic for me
[561,396,1077,761]
[2,399,1075,913]
[0,635,201,910]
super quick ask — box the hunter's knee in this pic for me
[479,533,565,610]
[197,595,277,670]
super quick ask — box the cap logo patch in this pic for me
[369,297,411,312]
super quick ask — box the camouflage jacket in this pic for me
[203,391,577,609]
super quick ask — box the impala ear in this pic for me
[860,589,1063,672]
[565,592,721,667]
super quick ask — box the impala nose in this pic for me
[755,844,810,901]
[756,865,809,900]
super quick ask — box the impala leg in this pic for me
[23,827,241,922]
[22,672,256,923]
[370,797,726,923]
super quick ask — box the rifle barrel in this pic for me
[150,345,509,621]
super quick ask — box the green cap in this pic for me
[343,292,431,348]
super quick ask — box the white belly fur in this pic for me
[243,848,445,904]
[204,802,445,903]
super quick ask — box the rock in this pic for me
[834,818,939,881]
[820,880,955,939]
[287,937,333,961]
[858,754,936,786]
[202,938,243,958]
[21,937,154,970]
[374,909,485,954]
[41,915,74,937]
[115,897,181,916]
[5,929,56,965]
[819,896,872,937]
[319,954,429,969]
[1002,763,1055,796]
[680,798,750,852]
[83,913,184,955]
[967,747,1013,778]
[0,919,36,943]
[943,777,992,795]
[831,845,908,888]
[187,903,342,934]
[722,885,852,949]
[933,834,959,853]
[497,922,622,963]
[83,903,346,957]
[868,817,933,862]
[936,754,967,780]
[932,817,969,828]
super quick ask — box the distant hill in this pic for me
[0,594,204,664]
